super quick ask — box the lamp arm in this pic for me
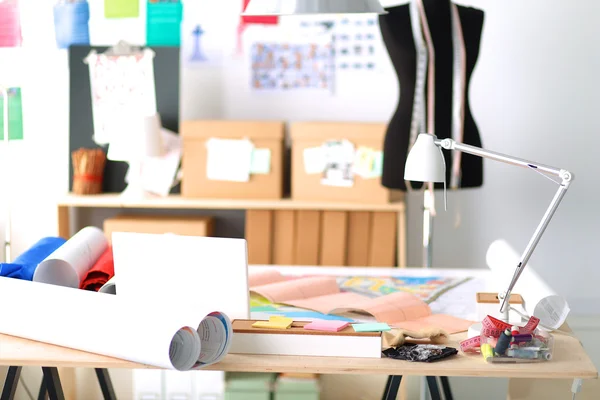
[435,138,574,314]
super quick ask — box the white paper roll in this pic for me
[99,276,116,295]
[33,226,108,288]
[486,239,570,330]
[141,112,163,157]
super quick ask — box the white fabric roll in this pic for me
[33,226,108,288]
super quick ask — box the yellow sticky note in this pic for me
[252,320,293,329]
[270,316,293,325]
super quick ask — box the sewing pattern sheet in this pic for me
[298,15,383,71]
[250,40,335,91]
[86,49,157,145]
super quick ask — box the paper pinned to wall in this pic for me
[354,147,383,179]
[206,138,254,182]
[303,146,325,174]
[250,38,335,92]
[0,87,24,141]
[136,128,182,197]
[104,0,139,19]
[250,148,271,175]
[321,140,355,187]
[86,48,157,146]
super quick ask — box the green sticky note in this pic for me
[250,148,271,174]
[105,0,139,18]
[352,323,391,332]
[370,151,383,178]
[0,87,23,141]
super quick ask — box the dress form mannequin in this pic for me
[379,0,485,190]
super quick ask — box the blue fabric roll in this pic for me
[0,237,67,281]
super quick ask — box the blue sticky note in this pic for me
[352,323,391,332]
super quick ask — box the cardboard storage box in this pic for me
[103,215,214,242]
[182,120,285,199]
[290,122,403,203]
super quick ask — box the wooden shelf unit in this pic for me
[57,194,407,267]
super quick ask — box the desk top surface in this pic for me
[1,331,596,379]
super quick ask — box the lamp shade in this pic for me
[242,0,387,15]
[404,133,446,183]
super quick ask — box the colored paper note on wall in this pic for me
[146,1,183,46]
[105,0,139,19]
[0,0,22,47]
[250,148,271,175]
[0,88,24,141]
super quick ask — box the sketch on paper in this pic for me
[298,15,381,71]
[86,49,157,146]
[250,41,335,91]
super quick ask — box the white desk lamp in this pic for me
[1,86,11,263]
[242,0,387,15]
[404,133,573,317]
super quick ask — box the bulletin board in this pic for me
[68,45,181,193]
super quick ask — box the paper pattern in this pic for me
[205,138,254,182]
[249,272,473,334]
[297,15,383,71]
[86,49,157,146]
[250,39,335,91]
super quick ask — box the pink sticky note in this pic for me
[304,320,350,332]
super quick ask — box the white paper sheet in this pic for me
[138,128,182,196]
[0,277,216,370]
[111,233,250,321]
[205,138,253,182]
[486,239,570,330]
[303,146,325,174]
[86,49,157,146]
[33,227,108,288]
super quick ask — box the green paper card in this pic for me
[0,87,24,141]
[105,0,139,19]
[352,323,391,332]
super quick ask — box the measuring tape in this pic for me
[459,315,541,352]
[407,0,467,191]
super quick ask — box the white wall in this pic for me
[1,0,599,399]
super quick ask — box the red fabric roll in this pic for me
[80,246,114,291]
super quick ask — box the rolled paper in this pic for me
[0,237,66,281]
[33,226,108,288]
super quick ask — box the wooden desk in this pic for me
[1,332,595,380]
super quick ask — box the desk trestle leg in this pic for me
[0,366,22,400]
[95,368,117,400]
[42,367,65,400]
[382,375,402,400]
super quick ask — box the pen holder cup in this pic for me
[146,1,183,46]
[71,148,107,195]
[54,1,90,49]
[0,0,22,47]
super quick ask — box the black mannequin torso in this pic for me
[379,1,484,190]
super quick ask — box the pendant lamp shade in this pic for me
[242,0,387,15]
[404,133,446,183]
